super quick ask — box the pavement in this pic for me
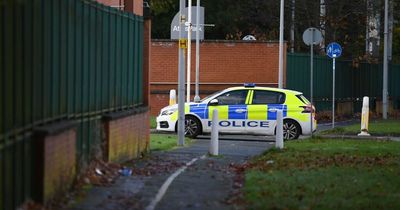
[67,137,274,210]
[66,120,399,210]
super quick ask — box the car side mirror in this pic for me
[209,99,219,106]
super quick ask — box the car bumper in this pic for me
[156,115,176,132]
[299,118,317,135]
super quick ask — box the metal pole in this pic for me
[178,0,186,146]
[365,0,369,53]
[320,0,326,52]
[194,0,201,102]
[276,110,284,149]
[332,58,335,128]
[290,0,295,53]
[209,109,219,155]
[278,0,284,88]
[388,0,393,61]
[186,0,192,102]
[310,29,314,136]
[383,0,388,119]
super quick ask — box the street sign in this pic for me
[170,7,204,40]
[326,42,342,129]
[302,28,322,46]
[302,27,322,136]
[326,42,342,58]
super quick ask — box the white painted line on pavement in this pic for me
[145,155,206,210]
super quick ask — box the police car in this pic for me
[156,84,316,140]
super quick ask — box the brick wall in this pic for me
[124,0,143,16]
[96,0,143,15]
[103,108,149,163]
[96,0,123,8]
[150,40,287,115]
[33,122,77,204]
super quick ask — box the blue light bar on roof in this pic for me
[244,83,256,88]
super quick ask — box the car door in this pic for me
[247,90,286,135]
[207,89,250,133]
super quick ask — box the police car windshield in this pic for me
[200,90,224,102]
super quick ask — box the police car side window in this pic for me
[215,90,248,105]
[252,90,285,104]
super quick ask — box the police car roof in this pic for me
[227,86,303,95]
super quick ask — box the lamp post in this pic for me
[382,0,388,119]
[186,0,192,102]
[177,0,186,146]
[194,0,201,103]
[278,0,284,88]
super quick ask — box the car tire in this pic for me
[283,120,300,140]
[184,115,202,138]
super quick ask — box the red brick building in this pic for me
[150,40,287,115]
[97,0,143,15]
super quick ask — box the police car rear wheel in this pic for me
[184,116,201,138]
[283,120,300,140]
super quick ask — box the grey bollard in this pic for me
[276,110,284,149]
[358,96,371,136]
[209,109,219,155]
[169,89,176,105]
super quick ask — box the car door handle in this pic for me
[235,108,247,113]
[269,108,279,112]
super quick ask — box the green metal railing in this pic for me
[287,53,400,112]
[0,0,144,209]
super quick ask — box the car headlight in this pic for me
[161,108,177,116]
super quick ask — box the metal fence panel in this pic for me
[0,0,144,208]
[287,53,400,111]
[390,64,400,108]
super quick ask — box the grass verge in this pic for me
[150,133,192,151]
[243,139,400,209]
[150,116,157,129]
[321,119,400,136]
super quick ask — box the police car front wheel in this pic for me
[283,120,300,140]
[184,116,202,138]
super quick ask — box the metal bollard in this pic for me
[358,96,371,136]
[209,109,219,155]
[276,110,284,149]
[169,89,176,105]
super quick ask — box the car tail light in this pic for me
[300,104,315,113]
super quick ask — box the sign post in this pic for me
[170,7,204,40]
[326,42,342,128]
[194,0,201,102]
[302,28,322,136]
[186,0,192,102]
[177,0,186,146]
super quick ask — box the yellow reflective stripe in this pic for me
[246,90,253,104]
[171,105,189,121]
[284,92,298,104]
[246,90,254,104]
[285,93,309,122]
[247,105,267,120]
[171,112,178,121]
[286,104,308,122]
[208,106,229,120]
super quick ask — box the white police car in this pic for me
[156,84,316,140]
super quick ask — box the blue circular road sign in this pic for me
[326,42,342,58]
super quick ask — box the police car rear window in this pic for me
[296,94,310,104]
[252,90,285,104]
